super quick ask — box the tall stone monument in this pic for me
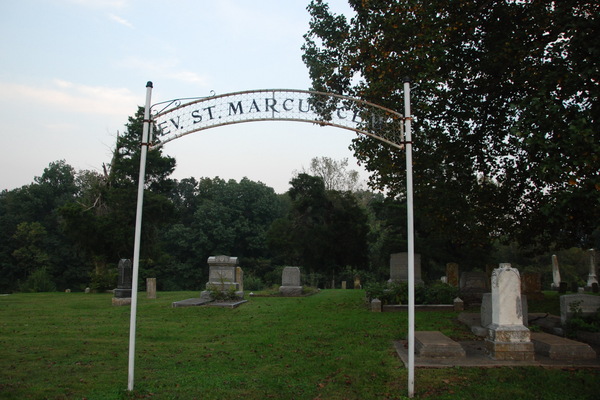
[485,263,534,361]
[201,255,244,299]
[279,266,303,296]
[113,259,132,306]
[551,254,561,289]
[586,249,597,289]
[389,252,423,285]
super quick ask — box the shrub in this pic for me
[244,275,265,291]
[19,267,56,293]
[364,281,458,305]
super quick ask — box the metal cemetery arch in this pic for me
[128,83,416,397]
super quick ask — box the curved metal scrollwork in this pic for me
[150,89,406,150]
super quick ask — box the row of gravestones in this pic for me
[112,256,307,305]
[389,251,599,305]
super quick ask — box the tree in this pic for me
[60,107,176,284]
[269,173,369,286]
[297,156,362,192]
[303,0,600,251]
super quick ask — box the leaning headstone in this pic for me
[560,294,600,324]
[446,263,459,287]
[279,266,303,296]
[146,278,157,299]
[459,271,489,305]
[586,249,598,288]
[113,259,132,306]
[389,253,423,285]
[485,263,535,361]
[551,254,561,289]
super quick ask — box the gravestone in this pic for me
[354,276,361,289]
[521,272,544,300]
[485,263,535,361]
[586,249,598,289]
[551,254,561,289]
[201,255,244,300]
[341,281,347,289]
[279,266,302,296]
[481,293,529,328]
[459,271,489,305]
[389,253,423,285]
[559,294,600,324]
[446,263,459,287]
[113,259,133,305]
[147,278,156,299]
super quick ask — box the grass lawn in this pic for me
[0,290,598,399]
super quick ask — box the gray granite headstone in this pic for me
[279,266,302,296]
[114,259,132,298]
[389,253,423,284]
[560,294,600,324]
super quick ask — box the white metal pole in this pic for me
[127,81,153,392]
[403,78,415,398]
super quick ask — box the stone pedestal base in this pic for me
[279,286,303,296]
[112,297,131,306]
[486,324,535,361]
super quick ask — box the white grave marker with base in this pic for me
[485,263,535,361]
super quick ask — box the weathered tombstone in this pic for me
[201,255,244,300]
[459,271,489,305]
[146,278,157,299]
[84,287,91,294]
[279,266,303,296]
[354,276,361,289]
[586,249,598,289]
[371,298,382,312]
[341,281,347,290]
[558,282,567,294]
[481,292,529,328]
[485,263,534,361]
[551,254,561,289]
[560,294,600,324]
[389,252,423,285]
[453,297,464,312]
[113,259,133,306]
[521,272,544,300]
[446,263,459,287]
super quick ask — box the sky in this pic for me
[0,0,368,194]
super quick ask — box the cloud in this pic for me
[0,79,139,116]
[65,0,128,9]
[108,13,133,28]
[117,56,210,86]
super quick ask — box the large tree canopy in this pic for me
[303,0,599,250]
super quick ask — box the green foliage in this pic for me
[18,267,57,292]
[89,266,117,292]
[244,274,265,291]
[564,301,600,337]
[303,0,600,251]
[365,281,458,305]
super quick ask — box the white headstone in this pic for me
[586,249,597,288]
[551,254,561,289]
[485,263,534,361]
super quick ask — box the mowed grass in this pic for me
[0,290,598,399]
